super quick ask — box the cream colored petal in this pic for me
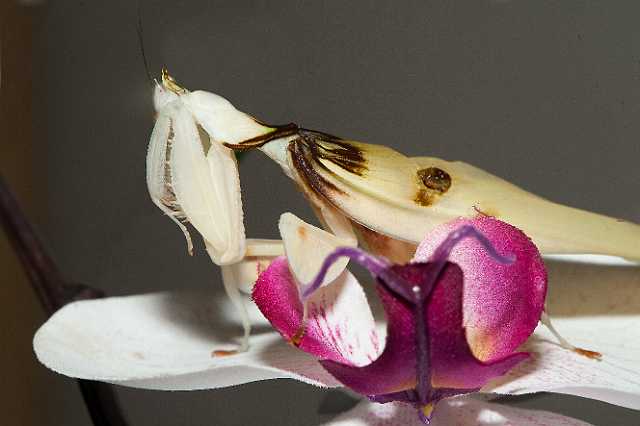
[282,135,640,261]
[417,157,640,262]
[279,212,356,287]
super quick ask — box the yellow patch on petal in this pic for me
[421,403,435,419]
[465,328,500,362]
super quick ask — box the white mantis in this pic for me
[147,70,640,353]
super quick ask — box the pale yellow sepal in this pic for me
[279,212,356,287]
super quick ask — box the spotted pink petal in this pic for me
[252,256,380,367]
[413,216,547,363]
[321,262,528,399]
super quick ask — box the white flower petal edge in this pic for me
[543,254,639,267]
[322,396,593,426]
[33,261,640,410]
[33,290,338,390]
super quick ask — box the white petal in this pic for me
[33,291,338,390]
[305,269,382,366]
[543,254,639,267]
[169,102,245,264]
[146,106,193,254]
[485,261,640,409]
[224,239,284,293]
[279,212,356,287]
[323,397,593,426]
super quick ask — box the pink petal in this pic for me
[321,262,527,397]
[413,216,547,362]
[425,263,528,390]
[252,256,380,366]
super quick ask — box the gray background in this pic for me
[29,0,640,425]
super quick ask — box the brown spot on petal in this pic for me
[297,226,307,240]
[290,325,305,347]
[574,347,603,360]
[212,349,238,357]
[414,167,452,206]
[414,189,433,206]
[418,167,451,193]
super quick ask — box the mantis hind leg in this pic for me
[540,310,602,360]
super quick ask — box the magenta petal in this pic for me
[320,272,420,396]
[414,217,547,362]
[252,256,379,366]
[321,262,527,398]
[427,260,528,389]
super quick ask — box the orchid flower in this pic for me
[33,215,640,425]
[252,215,545,423]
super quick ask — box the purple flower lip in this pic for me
[253,218,547,423]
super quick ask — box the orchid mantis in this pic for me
[146,71,640,353]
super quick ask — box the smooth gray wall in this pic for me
[31,1,640,425]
